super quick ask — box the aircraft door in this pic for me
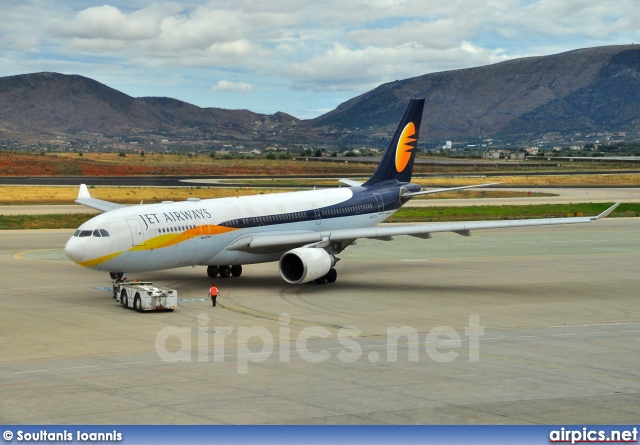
[373,193,384,214]
[200,222,210,239]
[313,206,321,225]
[125,219,145,246]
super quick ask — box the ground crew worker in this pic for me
[209,283,219,307]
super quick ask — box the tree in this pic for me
[314,149,322,157]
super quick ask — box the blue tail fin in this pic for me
[364,99,425,186]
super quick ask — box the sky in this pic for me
[1,1,639,119]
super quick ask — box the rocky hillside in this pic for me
[1,45,639,143]
[0,72,298,140]
[310,45,640,138]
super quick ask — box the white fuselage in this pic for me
[64,187,396,273]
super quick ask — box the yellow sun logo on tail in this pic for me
[395,122,417,173]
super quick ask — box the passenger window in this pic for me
[99,229,110,237]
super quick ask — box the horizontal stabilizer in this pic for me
[403,182,501,197]
[339,178,364,187]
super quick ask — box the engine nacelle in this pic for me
[279,248,335,284]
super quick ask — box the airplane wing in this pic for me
[75,184,126,212]
[227,202,621,254]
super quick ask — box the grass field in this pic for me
[387,202,639,222]
[0,186,299,205]
[1,203,635,230]
[3,151,640,177]
[0,213,90,230]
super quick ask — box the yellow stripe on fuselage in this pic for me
[128,225,237,251]
[78,225,238,268]
[78,251,124,268]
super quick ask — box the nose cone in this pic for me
[65,237,86,264]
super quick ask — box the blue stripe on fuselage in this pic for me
[218,183,420,229]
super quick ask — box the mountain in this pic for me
[309,45,640,139]
[0,72,298,141]
[1,45,639,145]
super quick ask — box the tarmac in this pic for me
[1,218,639,424]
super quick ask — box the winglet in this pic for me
[78,183,91,199]
[75,184,125,213]
[592,202,621,220]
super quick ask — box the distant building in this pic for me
[482,150,501,160]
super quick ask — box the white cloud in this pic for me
[212,80,254,93]
[287,41,509,92]
[1,0,639,116]
[50,3,182,41]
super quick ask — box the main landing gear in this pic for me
[314,267,337,285]
[207,265,243,278]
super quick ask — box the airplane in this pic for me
[65,99,620,285]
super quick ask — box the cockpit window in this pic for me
[92,229,102,237]
[74,230,81,237]
[79,230,92,237]
[99,229,110,237]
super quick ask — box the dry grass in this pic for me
[0,186,295,205]
[218,173,640,188]
[414,174,640,187]
[54,153,377,174]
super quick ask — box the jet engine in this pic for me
[279,248,336,284]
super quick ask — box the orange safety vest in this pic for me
[210,286,219,297]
